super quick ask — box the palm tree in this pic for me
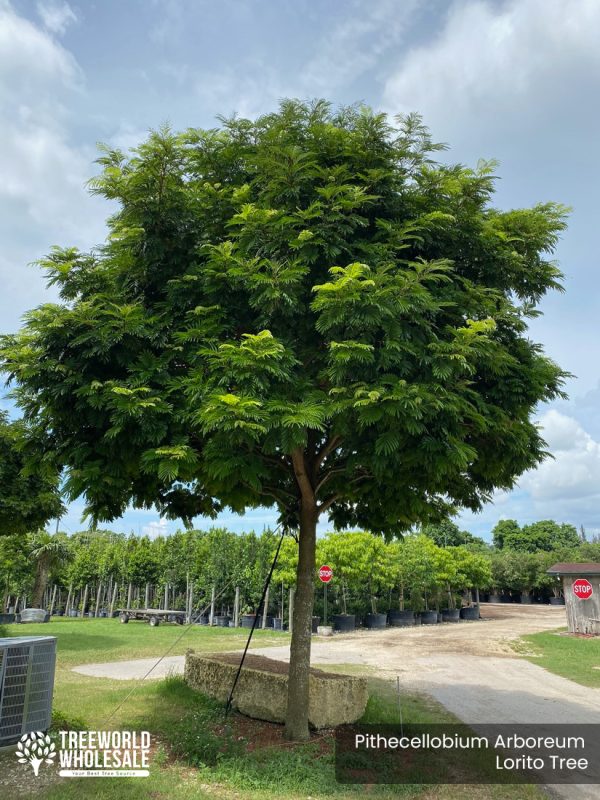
[28,531,71,609]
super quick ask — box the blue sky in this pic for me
[2,0,600,539]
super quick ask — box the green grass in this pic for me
[0,618,546,800]
[517,627,600,687]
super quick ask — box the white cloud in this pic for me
[299,0,420,96]
[0,2,108,334]
[520,410,600,502]
[143,519,169,538]
[383,0,600,133]
[36,0,77,36]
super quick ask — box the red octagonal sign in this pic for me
[318,565,333,584]
[573,578,593,600]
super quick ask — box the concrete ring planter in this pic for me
[332,614,356,632]
[488,594,501,603]
[195,615,210,625]
[241,614,258,628]
[412,614,422,626]
[213,615,230,627]
[272,617,285,630]
[388,609,415,627]
[419,610,438,625]
[441,609,460,623]
[549,597,565,605]
[185,652,368,729]
[460,606,480,620]
[365,613,387,629]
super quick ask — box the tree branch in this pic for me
[291,448,315,505]
[313,435,342,476]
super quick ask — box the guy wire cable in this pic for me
[225,523,286,716]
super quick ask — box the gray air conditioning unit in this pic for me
[0,636,57,747]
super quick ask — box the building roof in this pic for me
[546,562,600,576]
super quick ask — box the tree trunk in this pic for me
[31,556,50,608]
[284,499,317,742]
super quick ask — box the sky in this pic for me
[1,0,600,540]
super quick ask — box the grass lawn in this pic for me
[516,627,600,687]
[0,618,545,800]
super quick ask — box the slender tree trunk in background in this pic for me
[95,582,103,617]
[475,587,480,608]
[233,586,240,628]
[288,587,295,634]
[110,583,118,616]
[262,586,269,629]
[145,583,150,609]
[65,584,73,615]
[209,585,215,625]
[164,583,169,610]
[284,496,317,742]
[81,583,89,615]
[49,585,57,616]
[126,582,133,611]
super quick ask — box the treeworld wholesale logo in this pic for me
[16,732,57,776]
[16,730,151,778]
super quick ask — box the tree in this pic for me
[28,530,71,608]
[498,519,580,552]
[422,519,479,547]
[492,519,521,549]
[0,413,63,537]
[0,101,568,740]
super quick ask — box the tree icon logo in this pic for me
[15,731,56,776]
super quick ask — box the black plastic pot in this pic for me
[413,614,422,626]
[550,597,565,605]
[520,594,533,604]
[195,615,210,625]
[332,614,356,632]
[437,612,443,623]
[213,615,230,627]
[460,606,480,620]
[441,609,460,623]
[0,613,15,624]
[241,614,257,628]
[68,609,79,617]
[388,609,415,627]
[312,616,320,633]
[365,612,387,629]
[420,610,438,625]
[488,594,501,603]
[272,617,285,630]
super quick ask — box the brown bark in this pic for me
[285,448,318,742]
[31,557,50,608]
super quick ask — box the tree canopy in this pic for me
[0,99,568,739]
[0,412,63,537]
[1,101,567,534]
[492,518,580,552]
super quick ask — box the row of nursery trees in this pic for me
[3,519,597,617]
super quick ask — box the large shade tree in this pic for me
[0,412,63,537]
[0,101,567,740]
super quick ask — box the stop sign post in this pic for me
[318,565,333,625]
[573,578,593,600]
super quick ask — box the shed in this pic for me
[546,563,600,635]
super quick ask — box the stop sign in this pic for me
[573,579,593,600]
[318,565,333,583]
